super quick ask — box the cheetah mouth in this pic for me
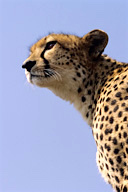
[30,68,62,82]
[25,68,62,84]
[31,69,54,78]
[31,74,44,78]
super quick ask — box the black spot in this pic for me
[106,97,110,102]
[124,96,128,100]
[120,168,124,176]
[78,87,82,93]
[111,100,116,105]
[113,105,119,112]
[120,142,124,149]
[105,163,109,170]
[109,116,114,124]
[112,167,115,172]
[123,116,127,121]
[112,61,116,65]
[101,116,104,121]
[114,87,118,91]
[105,144,111,152]
[126,148,128,154]
[113,84,117,89]
[125,175,128,180]
[123,132,127,138]
[114,148,119,154]
[96,133,98,139]
[101,146,104,152]
[114,77,119,81]
[123,152,126,158]
[85,82,89,88]
[81,96,86,102]
[115,176,120,183]
[122,75,127,80]
[104,90,107,94]
[119,133,121,139]
[105,116,109,121]
[115,92,121,97]
[116,186,120,192]
[113,84,117,88]
[118,111,122,117]
[94,99,97,105]
[125,107,128,111]
[119,80,124,85]
[88,104,92,109]
[117,68,122,73]
[76,72,81,77]
[86,112,89,118]
[83,78,86,83]
[100,165,103,171]
[115,124,119,131]
[123,186,127,192]
[108,77,113,82]
[122,102,126,107]
[108,136,111,141]
[88,90,91,95]
[99,98,102,103]
[92,95,94,100]
[73,77,76,81]
[107,58,111,62]
[109,158,114,165]
[100,124,103,129]
[105,129,112,135]
[107,90,112,96]
[113,138,117,145]
[100,134,103,141]
[71,53,75,57]
[98,89,101,94]
[116,156,122,163]
[104,105,109,112]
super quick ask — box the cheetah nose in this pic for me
[22,60,36,72]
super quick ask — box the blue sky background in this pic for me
[0,0,128,192]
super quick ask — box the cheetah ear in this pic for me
[83,29,108,59]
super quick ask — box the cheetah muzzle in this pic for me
[22,29,128,192]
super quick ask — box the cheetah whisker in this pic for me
[54,70,62,81]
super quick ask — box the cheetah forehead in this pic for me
[30,33,81,52]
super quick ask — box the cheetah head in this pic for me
[22,29,108,101]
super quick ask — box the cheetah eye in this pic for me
[45,41,57,50]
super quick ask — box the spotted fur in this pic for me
[22,29,128,192]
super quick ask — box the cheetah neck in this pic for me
[49,55,127,127]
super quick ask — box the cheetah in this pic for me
[22,29,128,192]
